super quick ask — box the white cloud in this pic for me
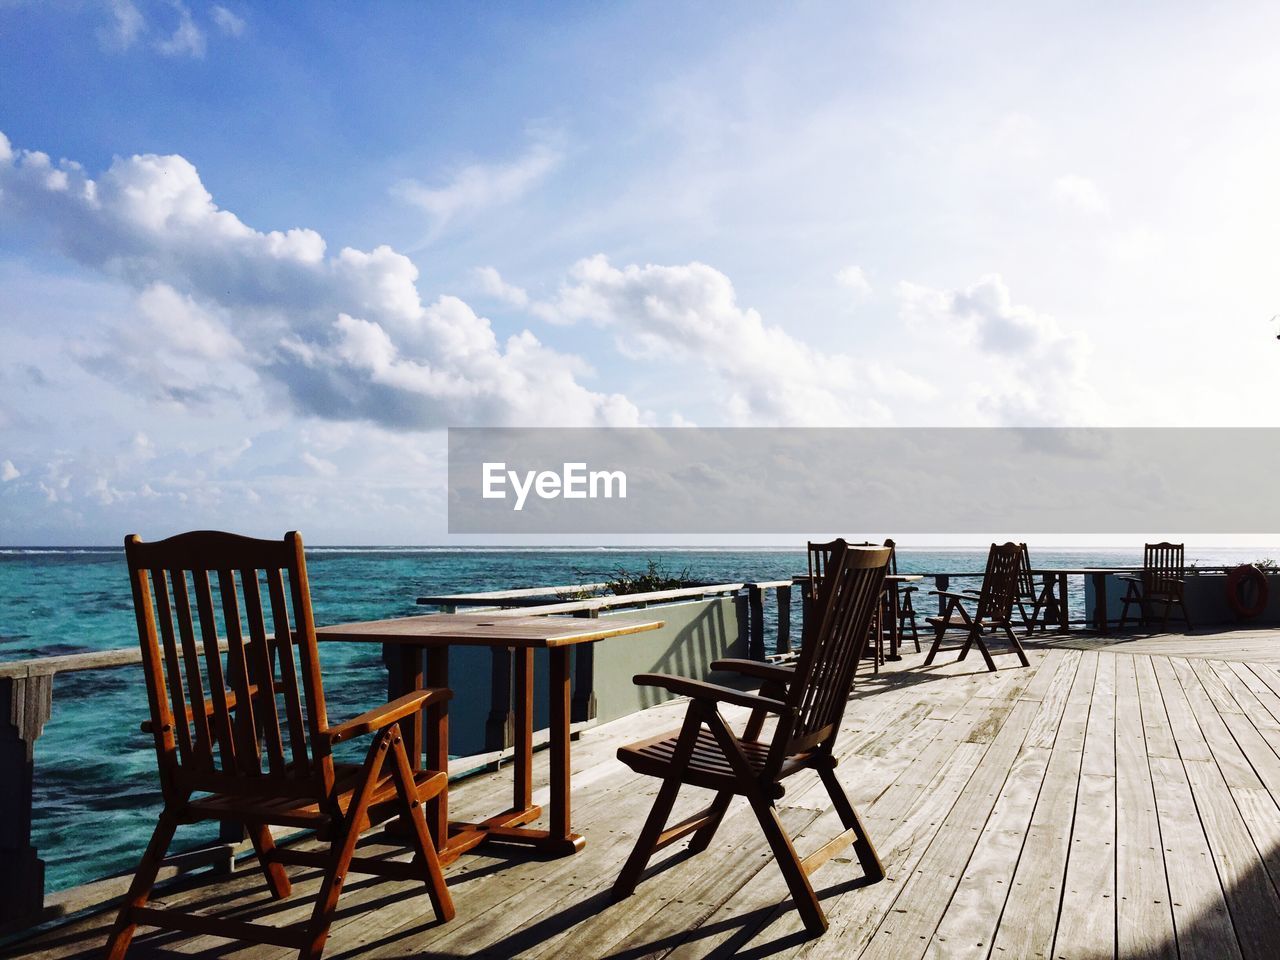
[100,0,146,50]
[211,4,245,36]
[835,265,871,298]
[155,1,206,58]
[395,139,561,229]
[1051,174,1109,216]
[897,274,1099,424]
[0,132,640,429]
[532,255,932,425]
[473,266,530,308]
[1,460,19,482]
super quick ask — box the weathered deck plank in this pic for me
[11,630,1280,960]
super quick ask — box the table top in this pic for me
[316,611,666,649]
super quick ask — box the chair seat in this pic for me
[186,764,447,829]
[618,727,812,797]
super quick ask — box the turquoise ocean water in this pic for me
[1,544,1274,892]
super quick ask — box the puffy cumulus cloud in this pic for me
[531,255,932,426]
[1,459,19,482]
[395,139,561,230]
[0,133,639,429]
[897,274,1099,424]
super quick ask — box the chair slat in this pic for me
[217,568,263,777]
[191,568,238,774]
[286,561,329,746]
[240,568,288,778]
[169,569,214,770]
[149,568,193,765]
[265,568,309,773]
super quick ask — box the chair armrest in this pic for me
[709,658,796,684]
[634,673,791,716]
[1117,575,1142,583]
[322,688,452,746]
[930,590,978,603]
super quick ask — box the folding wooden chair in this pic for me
[1119,542,1192,631]
[106,531,455,960]
[611,541,890,934]
[924,542,1030,672]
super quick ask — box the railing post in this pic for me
[936,575,949,616]
[0,673,52,926]
[571,609,598,727]
[748,584,765,660]
[775,584,792,656]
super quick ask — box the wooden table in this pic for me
[316,612,664,862]
[1031,568,1136,634]
[793,574,922,660]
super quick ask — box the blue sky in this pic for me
[2,1,1278,544]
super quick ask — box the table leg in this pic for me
[424,646,449,845]
[513,647,533,812]
[548,646,584,852]
[398,646,424,770]
[885,584,902,661]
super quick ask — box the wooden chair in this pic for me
[1119,542,1192,631]
[967,544,1059,635]
[106,531,455,960]
[611,541,890,934]
[924,542,1030,672]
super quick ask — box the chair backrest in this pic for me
[1142,542,1185,595]
[125,530,332,800]
[779,541,890,760]
[976,542,1023,623]
[882,538,900,577]
[1017,543,1036,598]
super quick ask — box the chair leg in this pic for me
[1003,623,1031,667]
[104,809,181,960]
[818,765,883,881]
[688,791,735,854]
[748,793,827,934]
[923,620,947,665]
[386,727,455,923]
[613,709,705,900]
[301,728,393,960]
[612,772,685,900]
[959,624,997,672]
[246,822,292,900]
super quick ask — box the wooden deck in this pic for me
[10,627,1280,960]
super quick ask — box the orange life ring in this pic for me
[1225,564,1269,620]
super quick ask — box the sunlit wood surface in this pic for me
[12,627,1280,959]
